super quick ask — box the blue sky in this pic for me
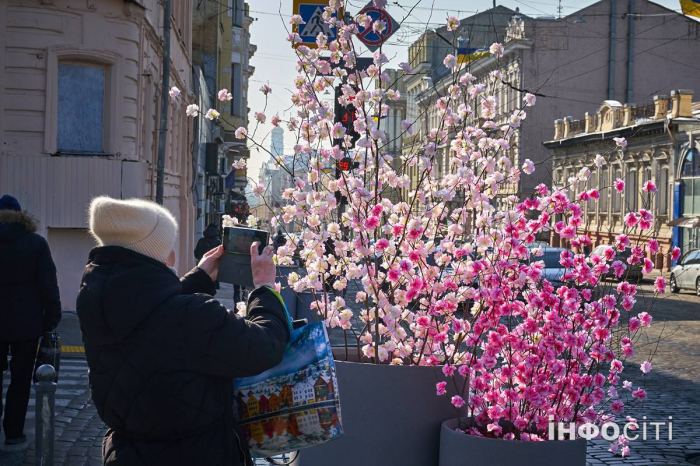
[245,0,684,181]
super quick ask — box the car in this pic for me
[588,245,643,281]
[521,247,572,288]
[536,247,572,287]
[670,249,700,295]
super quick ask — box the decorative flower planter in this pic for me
[293,361,461,466]
[439,418,586,466]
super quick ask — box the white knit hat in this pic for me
[88,196,178,262]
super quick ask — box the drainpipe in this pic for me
[608,0,617,100]
[626,0,635,104]
[156,0,173,205]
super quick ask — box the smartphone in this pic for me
[219,227,270,287]
[223,227,269,255]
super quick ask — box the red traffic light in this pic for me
[337,158,352,172]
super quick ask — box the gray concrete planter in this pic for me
[439,418,587,466]
[294,361,461,466]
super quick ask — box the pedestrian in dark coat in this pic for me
[194,223,222,261]
[273,229,286,250]
[0,194,62,445]
[77,196,290,466]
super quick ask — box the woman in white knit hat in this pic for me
[76,196,290,466]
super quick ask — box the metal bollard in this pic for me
[35,364,56,466]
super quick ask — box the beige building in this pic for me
[544,90,700,270]
[375,68,407,203]
[192,0,256,220]
[0,0,195,309]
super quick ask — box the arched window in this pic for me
[681,148,700,178]
[681,148,700,215]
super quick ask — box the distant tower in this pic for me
[271,127,284,158]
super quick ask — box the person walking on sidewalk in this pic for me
[194,222,221,261]
[273,229,286,250]
[77,197,290,466]
[0,194,62,446]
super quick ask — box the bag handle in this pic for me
[265,452,299,465]
[264,286,294,334]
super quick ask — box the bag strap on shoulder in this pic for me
[264,286,294,334]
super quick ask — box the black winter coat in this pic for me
[76,247,290,466]
[0,210,62,341]
[195,224,222,261]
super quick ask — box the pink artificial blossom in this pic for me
[614,178,625,193]
[643,180,657,192]
[671,247,681,261]
[436,382,447,396]
[654,276,666,294]
[640,361,652,374]
[451,395,465,408]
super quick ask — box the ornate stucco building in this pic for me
[0,0,195,308]
[544,90,700,270]
[397,0,700,205]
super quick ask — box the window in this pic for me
[626,168,638,211]
[232,0,243,26]
[613,169,622,211]
[57,63,105,153]
[44,47,120,156]
[231,63,243,117]
[600,167,608,211]
[588,168,598,211]
[681,148,700,178]
[683,178,700,215]
[680,250,700,266]
[658,167,669,216]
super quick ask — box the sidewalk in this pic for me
[6,277,697,466]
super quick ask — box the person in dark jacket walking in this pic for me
[273,229,286,250]
[77,196,290,466]
[0,194,62,445]
[194,223,221,261]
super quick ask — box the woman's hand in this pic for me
[198,245,224,281]
[251,242,276,289]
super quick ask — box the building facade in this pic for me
[398,0,700,202]
[0,0,195,309]
[375,68,407,202]
[544,90,700,269]
[192,0,256,226]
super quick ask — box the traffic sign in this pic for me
[355,2,399,52]
[293,0,343,48]
[329,57,374,74]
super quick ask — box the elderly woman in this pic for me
[76,196,290,466]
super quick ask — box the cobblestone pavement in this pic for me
[0,356,106,466]
[586,279,700,465]
[2,278,699,465]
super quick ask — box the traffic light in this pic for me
[334,85,360,149]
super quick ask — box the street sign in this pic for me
[293,0,343,48]
[329,57,374,74]
[356,3,399,52]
